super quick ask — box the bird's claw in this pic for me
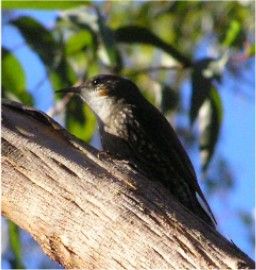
[97,150,112,160]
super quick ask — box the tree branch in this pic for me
[1,99,254,269]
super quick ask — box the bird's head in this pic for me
[59,74,143,122]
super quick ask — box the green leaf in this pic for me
[2,48,25,93]
[222,20,242,47]
[60,15,99,57]
[114,25,192,67]
[190,58,213,124]
[96,9,122,72]
[189,55,227,124]
[248,43,255,57]
[50,54,77,91]
[199,86,223,171]
[11,16,59,68]
[239,211,254,226]
[160,84,179,114]
[2,48,33,105]
[65,96,96,142]
[2,0,89,10]
[65,30,94,55]
[8,220,24,269]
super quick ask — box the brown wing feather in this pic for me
[137,102,216,225]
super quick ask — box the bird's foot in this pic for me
[97,150,112,160]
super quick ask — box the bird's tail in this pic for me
[191,194,216,228]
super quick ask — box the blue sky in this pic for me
[2,8,255,268]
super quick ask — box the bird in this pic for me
[60,74,216,227]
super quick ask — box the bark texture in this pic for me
[1,99,254,269]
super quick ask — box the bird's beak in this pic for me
[55,86,81,95]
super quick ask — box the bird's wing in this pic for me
[136,103,216,225]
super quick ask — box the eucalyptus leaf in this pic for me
[96,9,122,72]
[65,96,96,142]
[199,86,223,171]
[62,17,99,57]
[2,48,33,105]
[65,30,93,55]
[248,43,255,57]
[222,20,241,47]
[8,220,24,269]
[221,19,246,49]
[2,1,88,10]
[160,84,179,114]
[189,56,227,124]
[50,54,77,91]
[114,25,192,67]
[190,59,213,124]
[11,16,59,68]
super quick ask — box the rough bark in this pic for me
[1,99,254,269]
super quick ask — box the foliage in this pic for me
[2,48,33,105]
[2,1,254,268]
[8,221,24,269]
[2,1,254,165]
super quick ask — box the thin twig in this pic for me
[47,93,74,118]
[125,64,186,76]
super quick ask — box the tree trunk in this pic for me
[1,100,254,269]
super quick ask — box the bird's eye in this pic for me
[92,78,101,86]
